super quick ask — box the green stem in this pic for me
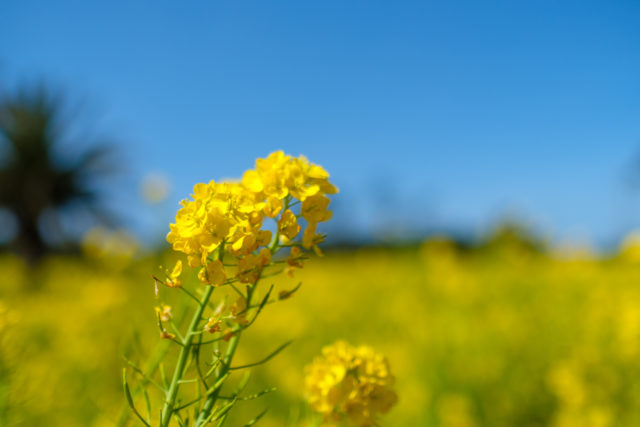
[160,285,214,426]
[193,216,286,426]
[116,341,170,427]
[193,332,241,426]
[193,267,269,426]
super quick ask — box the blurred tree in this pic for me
[0,84,117,262]
[481,220,547,255]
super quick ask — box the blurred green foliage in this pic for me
[0,84,117,262]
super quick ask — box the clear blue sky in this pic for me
[2,1,640,248]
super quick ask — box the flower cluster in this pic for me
[304,341,398,426]
[135,152,339,426]
[165,151,337,286]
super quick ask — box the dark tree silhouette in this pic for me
[0,84,117,262]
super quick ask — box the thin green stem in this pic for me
[228,340,292,370]
[160,285,214,426]
[228,282,245,299]
[192,215,286,426]
[179,286,202,305]
[194,333,241,426]
[193,262,274,426]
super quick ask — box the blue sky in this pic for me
[2,1,640,248]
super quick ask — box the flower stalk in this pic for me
[125,151,337,426]
[160,284,214,426]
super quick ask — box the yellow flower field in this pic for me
[3,235,640,426]
[3,3,639,425]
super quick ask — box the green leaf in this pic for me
[211,399,237,422]
[216,413,229,427]
[175,396,202,412]
[142,386,152,423]
[205,372,230,397]
[229,340,293,370]
[235,371,251,396]
[160,363,169,389]
[123,357,165,392]
[122,369,151,427]
[244,408,269,426]
[278,282,303,300]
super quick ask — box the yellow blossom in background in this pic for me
[304,341,397,426]
[8,238,640,425]
[619,230,640,262]
[140,172,171,203]
[82,227,138,268]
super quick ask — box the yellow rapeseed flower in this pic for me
[278,209,301,240]
[304,341,397,426]
[166,152,335,276]
[155,305,173,322]
[302,194,333,223]
[197,259,226,286]
[302,222,325,255]
[237,248,272,284]
[229,296,249,325]
[264,196,283,218]
[165,260,182,288]
[204,317,221,333]
[285,246,305,277]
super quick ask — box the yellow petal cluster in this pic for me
[154,304,173,322]
[304,341,398,426]
[166,151,336,286]
[278,209,301,240]
[165,260,182,288]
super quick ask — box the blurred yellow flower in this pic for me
[619,230,640,262]
[166,260,182,288]
[161,330,176,340]
[204,317,221,333]
[154,304,173,322]
[304,341,397,426]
